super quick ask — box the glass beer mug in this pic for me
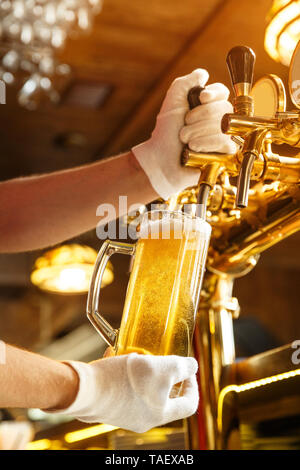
[87,210,211,358]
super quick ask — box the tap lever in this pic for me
[186,86,209,218]
[226,46,257,208]
[226,46,256,90]
[187,85,205,109]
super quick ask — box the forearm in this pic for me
[0,151,158,252]
[0,343,79,410]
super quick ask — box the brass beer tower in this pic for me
[87,43,300,450]
[178,44,300,449]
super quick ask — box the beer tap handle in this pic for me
[226,46,256,208]
[186,86,211,219]
[187,85,205,109]
[226,45,255,116]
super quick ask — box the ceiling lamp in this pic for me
[31,243,113,294]
[0,0,103,109]
[265,0,300,66]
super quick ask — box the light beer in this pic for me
[116,212,211,357]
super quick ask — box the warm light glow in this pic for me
[64,424,118,443]
[265,0,300,65]
[26,439,52,450]
[220,308,235,365]
[217,368,300,432]
[57,267,87,291]
[31,244,114,294]
[27,426,177,450]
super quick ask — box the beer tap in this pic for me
[226,46,257,208]
[186,86,222,219]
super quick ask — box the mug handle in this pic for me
[87,240,136,348]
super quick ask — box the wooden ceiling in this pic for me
[0,0,299,353]
[0,0,290,178]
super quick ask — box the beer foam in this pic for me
[138,213,211,240]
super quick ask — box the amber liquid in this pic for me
[116,223,208,357]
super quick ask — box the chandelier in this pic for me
[265,0,300,66]
[0,0,103,109]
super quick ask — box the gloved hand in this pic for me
[132,69,237,200]
[46,354,199,434]
[180,83,237,154]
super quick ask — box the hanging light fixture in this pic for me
[0,0,103,109]
[31,243,113,294]
[265,0,300,66]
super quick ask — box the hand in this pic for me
[132,70,237,200]
[46,354,199,434]
[180,83,237,153]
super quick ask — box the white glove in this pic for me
[132,70,237,200]
[47,353,199,434]
[180,83,237,154]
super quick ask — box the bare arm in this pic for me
[0,343,79,410]
[0,72,233,254]
[0,342,199,431]
[0,151,158,253]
